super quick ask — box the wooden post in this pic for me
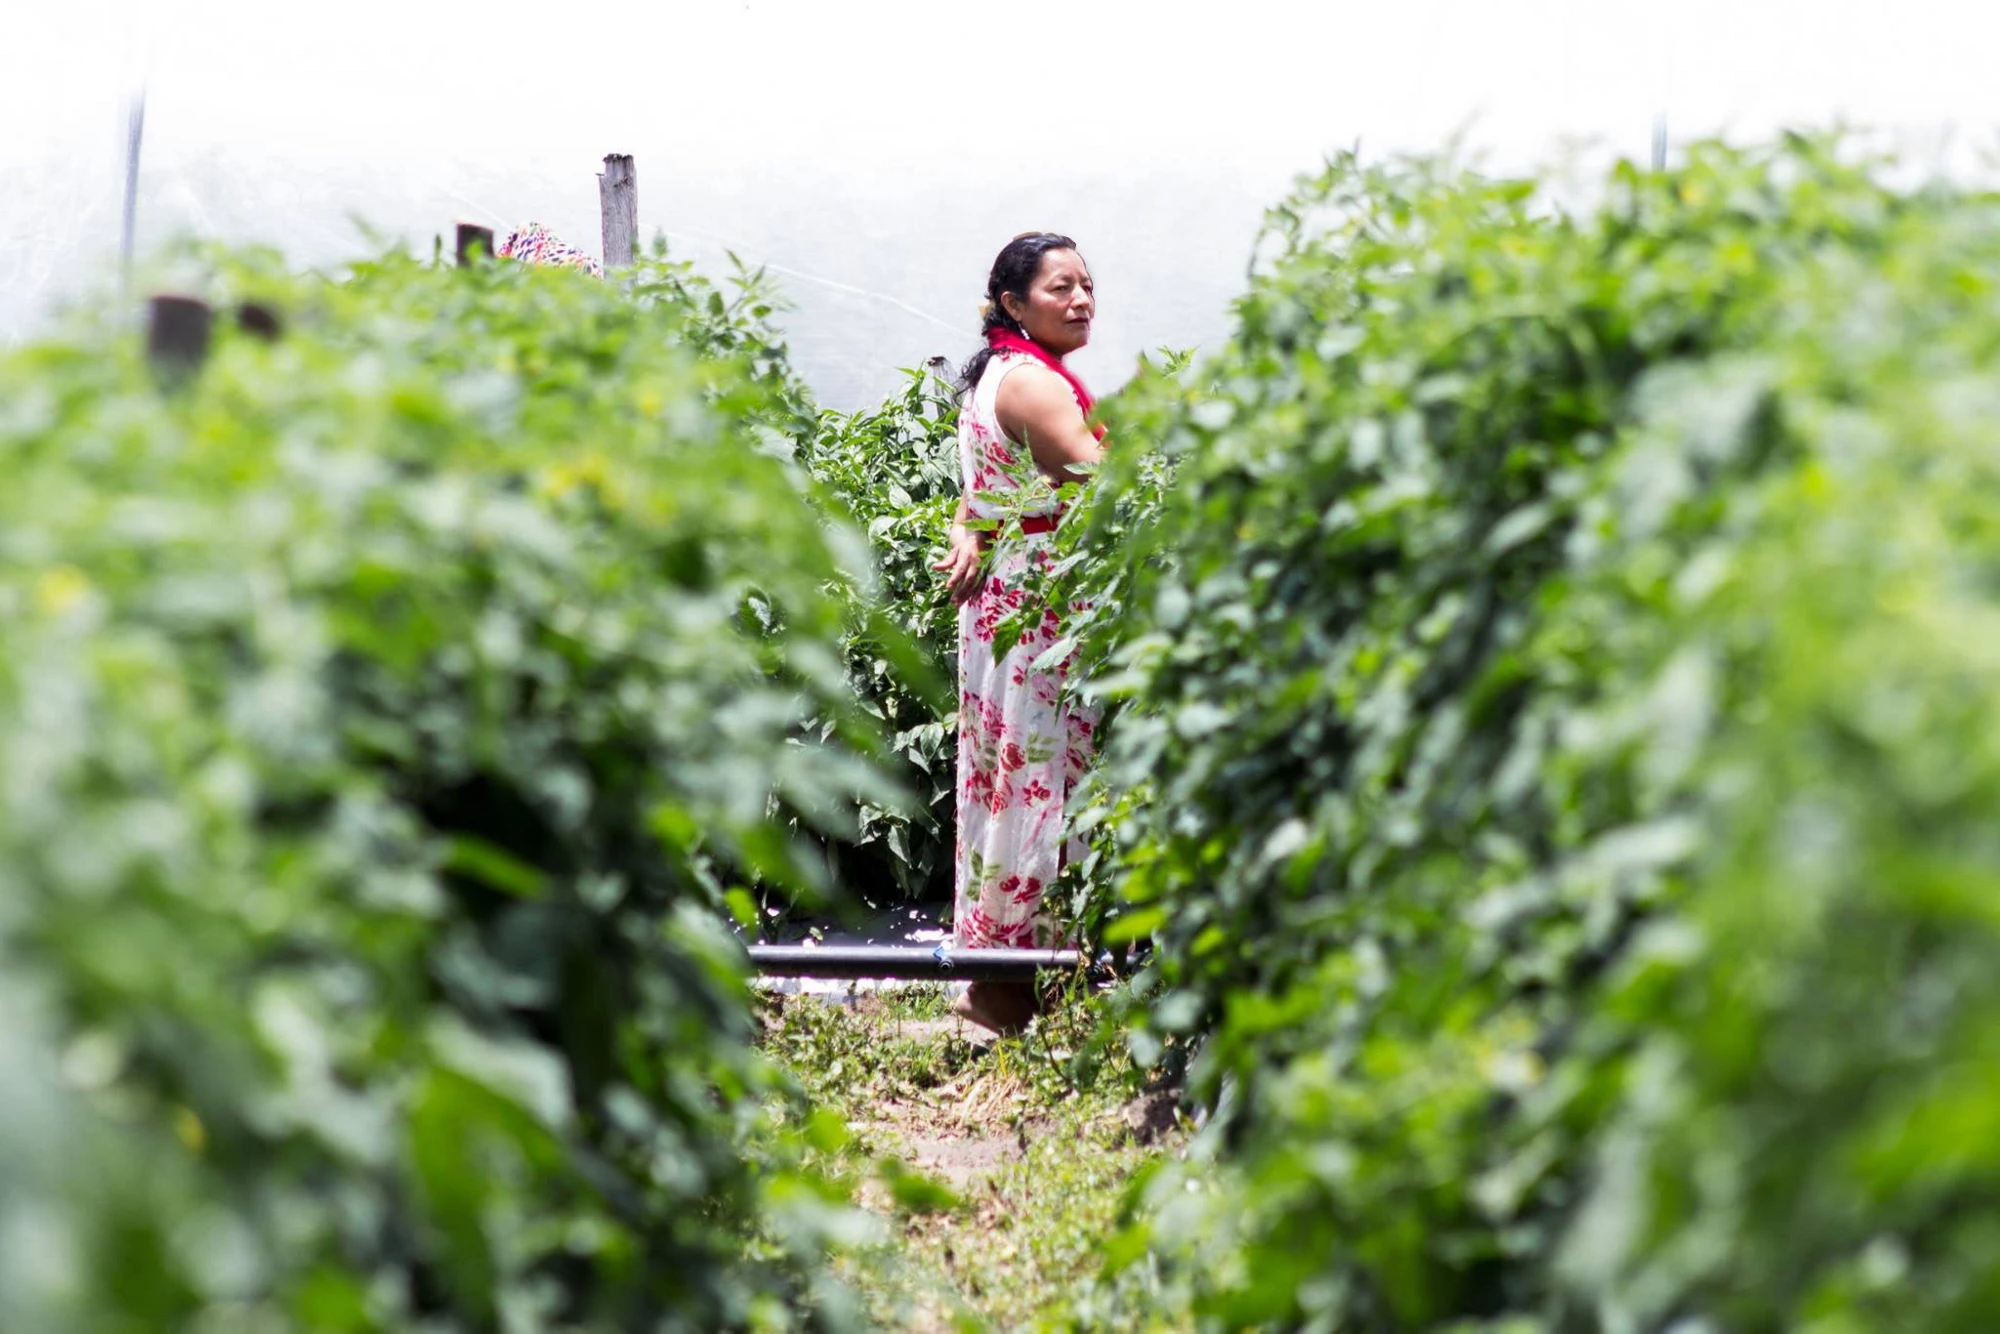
[599,154,637,270]
[146,294,211,383]
[923,355,954,422]
[236,302,282,341]
[456,223,495,266]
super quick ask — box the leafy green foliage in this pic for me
[1036,137,2000,1328]
[792,369,962,903]
[0,245,890,1330]
[1557,187,2000,1331]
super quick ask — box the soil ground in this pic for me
[758,984,1189,1331]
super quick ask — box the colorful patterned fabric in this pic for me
[950,351,1100,950]
[495,222,604,277]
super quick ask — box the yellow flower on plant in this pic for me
[175,1105,207,1155]
[535,451,611,501]
[35,565,91,616]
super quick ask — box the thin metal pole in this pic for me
[1652,114,1668,172]
[746,944,1089,982]
[121,89,146,295]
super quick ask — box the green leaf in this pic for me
[876,1157,963,1215]
[441,836,548,899]
[1104,907,1167,944]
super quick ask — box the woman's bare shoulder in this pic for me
[993,360,1075,411]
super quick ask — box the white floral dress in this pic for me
[951,351,1099,949]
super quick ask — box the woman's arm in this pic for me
[932,492,987,605]
[995,365,1104,483]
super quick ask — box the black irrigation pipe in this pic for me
[746,943,1097,982]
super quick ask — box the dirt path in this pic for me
[759,988,1188,1330]
[849,1015,1032,1194]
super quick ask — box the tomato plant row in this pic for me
[1009,134,2000,1329]
[0,244,888,1330]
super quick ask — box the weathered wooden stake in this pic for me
[456,223,495,266]
[236,301,282,341]
[146,294,211,383]
[599,154,637,270]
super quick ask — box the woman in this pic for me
[932,232,1106,1035]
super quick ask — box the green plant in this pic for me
[0,244,894,1330]
[792,368,962,904]
[1554,186,2000,1332]
[1026,136,2000,1329]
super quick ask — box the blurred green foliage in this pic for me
[0,245,896,1330]
[1027,136,2000,1328]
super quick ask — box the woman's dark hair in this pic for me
[956,231,1080,396]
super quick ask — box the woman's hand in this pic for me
[933,524,987,605]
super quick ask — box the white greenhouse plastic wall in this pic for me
[7,0,2000,409]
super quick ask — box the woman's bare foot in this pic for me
[950,981,1039,1037]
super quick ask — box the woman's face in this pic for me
[1003,249,1094,355]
